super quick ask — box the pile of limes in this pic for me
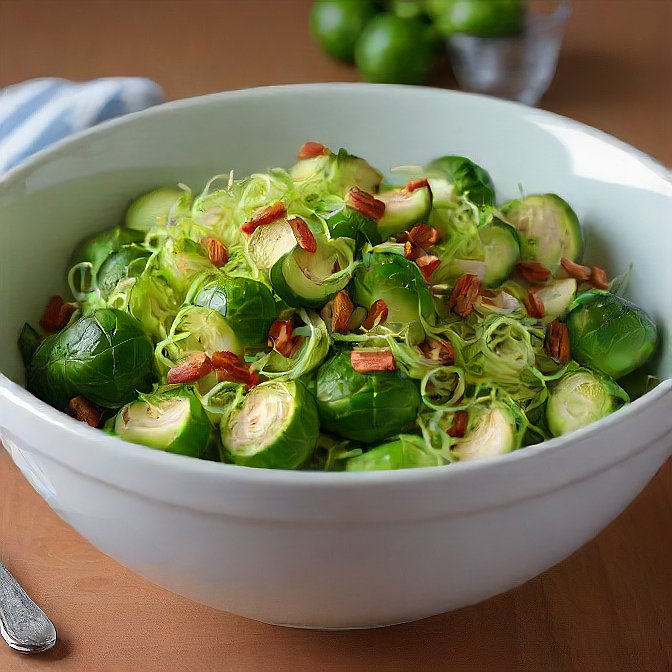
[310,0,526,85]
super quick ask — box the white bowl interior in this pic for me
[0,85,670,385]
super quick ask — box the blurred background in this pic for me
[0,0,670,163]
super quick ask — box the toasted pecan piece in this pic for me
[560,257,591,282]
[590,266,609,290]
[211,351,258,387]
[350,349,396,373]
[419,338,455,365]
[345,187,386,221]
[516,260,551,284]
[447,410,469,438]
[67,396,103,428]
[287,216,317,253]
[241,201,287,235]
[167,353,213,384]
[362,299,389,330]
[202,237,228,267]
[405,178,430,193]
[448,274,481,318]
[544,320,570,364]
[332,290,354,335]
[268,319,300,359]
[297,141,330,159]
[40,295,76,333]
[415,254,441,282]
[524,288,545,319]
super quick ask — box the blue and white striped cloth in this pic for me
[0,77,164,174]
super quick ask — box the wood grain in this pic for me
[0,1,671,670]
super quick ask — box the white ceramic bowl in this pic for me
[0,85,670,629]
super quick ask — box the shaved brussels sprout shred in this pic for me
[21,144,660,470]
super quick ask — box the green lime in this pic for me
[427,0,525,37]
[310,0,378,62]
[355,13,435,84]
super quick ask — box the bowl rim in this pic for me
[1,82,671,489]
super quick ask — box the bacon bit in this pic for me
[345,187,386,222]
[419,339,455,365]
[590,266,609,290]
[202,237,228,267]
[211,351,257,387]
[350,349,397,373]
[524,289,545,319]
[447,410,468,438]
[241,201,287,234]
[268,319,300,358]
[167,353,213,384]
[287,216,317,253]
[67,395,103,428]
[415,254,441,282]
[544,320,570,364]
[516,260,551,284]
[297,141,330,159]
[405,178,429,193]
[362,299,389,330]
[560,257,591,282]
[448,274,481,318]
[40,295,76,333]
[332,290,354,335]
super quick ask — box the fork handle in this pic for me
[0,561,56,654]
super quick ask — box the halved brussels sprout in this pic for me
[345,434,443,471]
[376,184,432,238]
[158,237,215,295]
[501,194,583,268]
[546,368,629,437]
[448,399,525,461]
[566,290,658,379]
[125,186,190,232]
[425,155,495,207]
[290,149,383,196]
[270,237,356,308]
[247,217,297,271]
[192,274,277,345]
[315,352,420,443]
[27,308,153,410]
[221,380,319,469]
[478,221,520,288]
[114,385,211,457]
[352,252,434,343]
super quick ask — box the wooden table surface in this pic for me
[0,1,670,670]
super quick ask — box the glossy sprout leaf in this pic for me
[345,434,444,471]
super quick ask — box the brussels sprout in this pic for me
[96,244,151,299]
[325,207,382,251]
[448,399,526,461]
[27,308,153,410]
[247,217,297,271]
[221,380,319,469]
[566,291,658,379]
[352,253,434,342]
[427,0,525,37]
[192,274,277,345]
[501,194,583,268]
[534,278,576,325]
[164,306,243,363]
[125,186,190,232]
[425,155,495,207]
[345,434,442,471]
[546,368,629,437]
[270,237,356,309]
[315,352,420,443]
[376,183,432,238]
[71,225,145,282]
[114,386,211,457]
[158,237,214,295]
[290,149,383,197]
[478,221,520,288]
[128,266,180,343]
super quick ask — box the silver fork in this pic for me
[0,560,56,654]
